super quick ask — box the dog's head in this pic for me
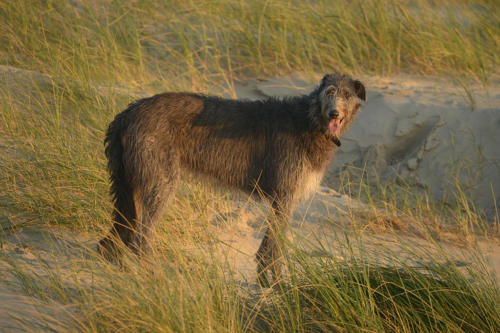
[310,74,366,146]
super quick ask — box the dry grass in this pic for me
[0,0,499,331]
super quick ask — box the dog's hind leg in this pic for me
[256,198,292,287]
[130,145,180,257]
[98,182,140,260]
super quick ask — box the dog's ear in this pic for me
[354,80,366,101]
[321,73,337,86]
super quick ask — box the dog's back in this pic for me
[114,92,334,194]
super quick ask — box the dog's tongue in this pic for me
[329,119,341,133]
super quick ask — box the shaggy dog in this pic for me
[98,73,366,286]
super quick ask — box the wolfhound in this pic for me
[98,73,366,286]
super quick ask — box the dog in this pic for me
[98,73,366,286]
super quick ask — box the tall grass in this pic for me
[2,222,499,332]
[0,0,498,88]
[0,0,499,331]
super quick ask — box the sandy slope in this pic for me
[0,227,89,331]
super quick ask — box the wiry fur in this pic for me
[98,73,366,286]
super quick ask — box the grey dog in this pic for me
[98,73,366,286]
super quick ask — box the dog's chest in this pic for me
[295,168,323,202]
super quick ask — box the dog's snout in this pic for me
[328,109,339,119]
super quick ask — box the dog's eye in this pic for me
[325,86,337,96]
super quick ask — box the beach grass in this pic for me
[2,218,499,332]
[0,0,499,331]
[1,0,498,90]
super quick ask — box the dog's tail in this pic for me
[99,102,140,257]
[105,111,127,203]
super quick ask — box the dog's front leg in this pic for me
[256,200,290,287]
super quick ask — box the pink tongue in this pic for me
[329,119,340,133]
